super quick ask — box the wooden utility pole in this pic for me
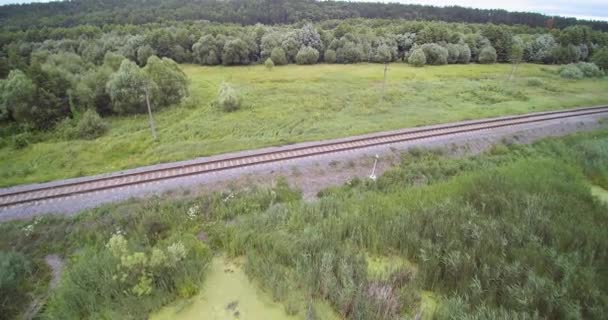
[144,86,158,141]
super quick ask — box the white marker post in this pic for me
[369,154,379,181]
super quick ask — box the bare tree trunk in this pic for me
[144,87,158,141]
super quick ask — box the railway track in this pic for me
[1,105,608,209]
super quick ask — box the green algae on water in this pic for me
[150,256,299,320]
[591,185,608,204]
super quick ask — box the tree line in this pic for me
[2,18,608,135]
[1,0,607,32]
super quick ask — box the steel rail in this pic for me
[1,105,607,208]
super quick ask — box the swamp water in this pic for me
[151,257,299,320]
[591,185,608,204]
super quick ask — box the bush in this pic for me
[591,47,608,71]
[296,46,320,65]
[324,49,337,63]
[12,132,30,149]
[457,44,472,63]
[265,58,274,70]
[478,46,497,64]
[446,43,460,64]
[559,64,585,79]
[574,62,603,77]
[0,251,31,319]
[270,47,288,66]
[526,78,544,87]
[217,82,242,112]
[76,109,108,140]
[559,62,603,79]
[407,48,426,67]
[420,43,448,65]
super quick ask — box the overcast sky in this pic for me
[1,0,607,21]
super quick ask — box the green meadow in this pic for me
[1,63,607,187]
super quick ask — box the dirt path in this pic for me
[22,254,64,320]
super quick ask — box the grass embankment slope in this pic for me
[1,130,607,319]
[1,63,608,187]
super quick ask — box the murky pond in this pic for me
[151,257,299,320]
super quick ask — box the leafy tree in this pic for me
[74,66,113,115]
[478,46,497,64]
[260,32,282,60]
[457,44,471,63]
[373,44,392,63]
[417,24,450,44]
[464,33,491,62]
[553,44,581,64]
[103,51,126,71]
[298,23,323,52]
[221,38,251,65]
[217,82,241,112]
[446,43,460,64]
[136,45,156,66]
[0,69,36,123]
[482,24,513,62]
[420,43,448,65]
[526,34,557,63]
[281,32,301,63]
[591,47,608,70]
[192,35,221,65]
[270,47,288,65]
[265,58,274,70]
[324,49,337,63]
[106,59,154,114]
[336,41,364,64]
[296,46,320,65]
[407,48,426,67]
[144,56,188,107]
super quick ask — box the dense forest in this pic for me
[1,0,608,31]
[1,0,608,137]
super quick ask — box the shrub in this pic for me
[478,46,497,64]
[446,43,460,64]
[420,43,448,65]
[457,44,472,63]
[559,62,603,79]
[217,82,242,112]
[0,251,31,319]
[336,42,364,63]
[271,47,288,65]
[373,44,392,63]
[526,78,544,87]
[265,58,274,70]
[76,109,108,140]
[591,47,608,71]
[296,46,320,65]
[324,49,337,63]
[407,48,426,67]
[575,62,603,77]
[559,64,585,79]
[12,132,30,149]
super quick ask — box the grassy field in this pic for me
[1,63,607,187]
